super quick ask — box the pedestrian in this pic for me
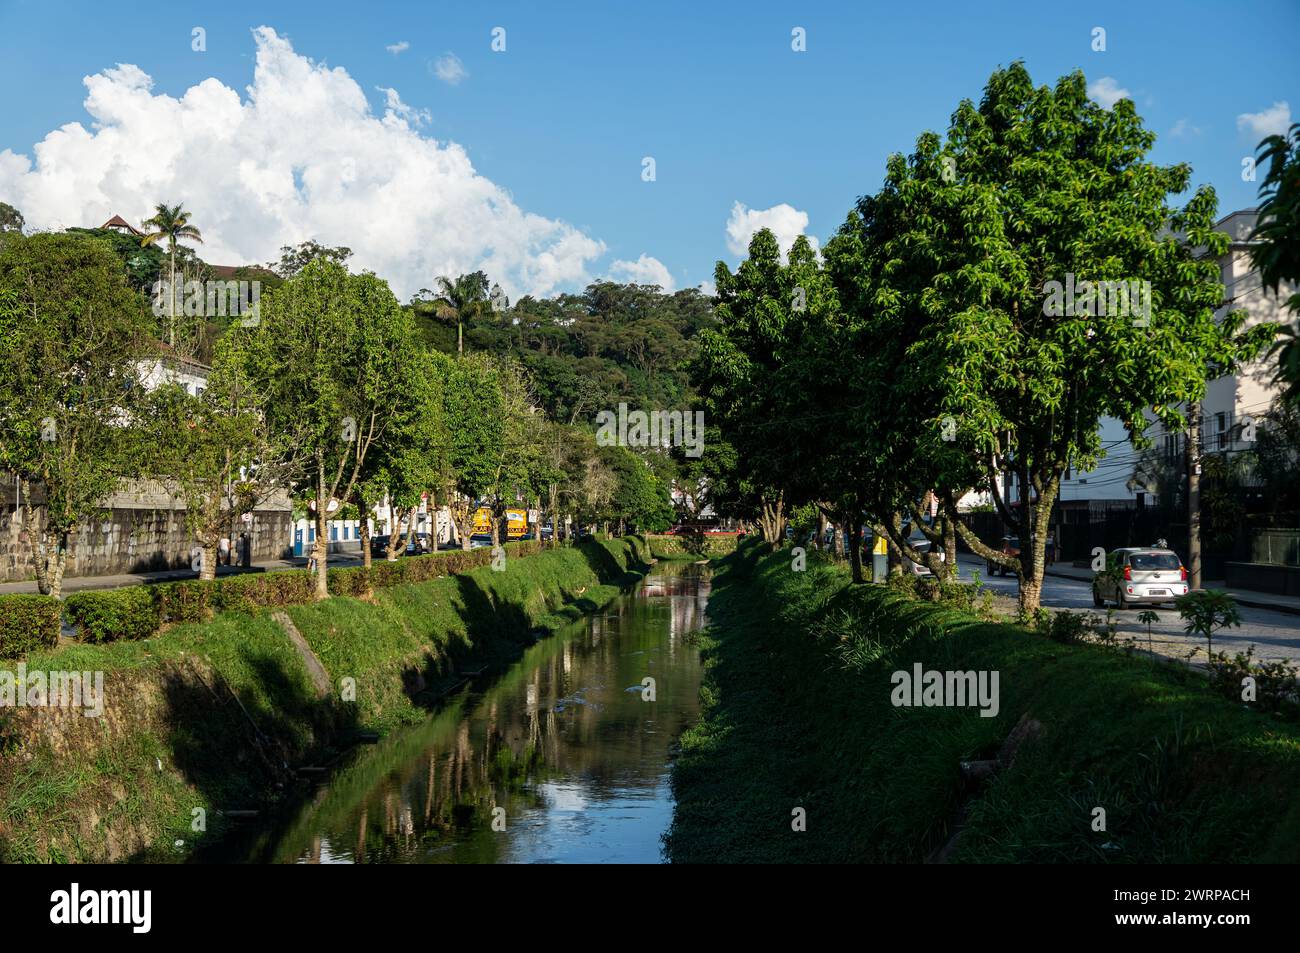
[219,536,231,567]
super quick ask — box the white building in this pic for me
[1052,207,1287,504]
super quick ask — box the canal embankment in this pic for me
[665,541,1300,863]
[0,537,651,863]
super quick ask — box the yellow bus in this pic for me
[471,507,528,539]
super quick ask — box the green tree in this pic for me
[440,353,507,548]
[1176,589,1241,659]
[269,240,354,279]
[0,233,153,597]
[430,271,490,355]
[238,259,418,599]
[834,64,1270,612]
[136,338,281,580]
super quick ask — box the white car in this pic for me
[1092,547,1189,608]
[904,539,946,576]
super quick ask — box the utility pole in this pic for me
[1187,400,1202,589]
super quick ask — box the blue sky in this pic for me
[0,0,1296,298]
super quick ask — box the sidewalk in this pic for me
[0,551,365,596]
[1037,560,1300,618]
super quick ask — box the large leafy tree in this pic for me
[238,259,417,598]
[0,233,153,596]
[136,335,288,580]
[694,230,829,544]
[269,240,354,279]
[845,63,1270,611]
[440,353,507,548]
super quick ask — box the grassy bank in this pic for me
[665,542,1300,863]
[0,537,650,863]
[645,533,739,559]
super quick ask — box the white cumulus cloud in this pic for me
[432,53,467,85]
[725,201,817,260]
[1238,101,1292,140]
[0,27,605,301]
[1087,76,1131,110]
[607,254,675,290]
[386,41,409,55]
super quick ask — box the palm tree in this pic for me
[434,271,489,354]
[1251,124,1300,403]
[140,203,203,346]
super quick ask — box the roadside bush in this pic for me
[213,570,315,613]
[1207,645,1299,714]
[328,566,373,597]
[65,587,160,644]
[0,594,62,657]
[153,580,212,624]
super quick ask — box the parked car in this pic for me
[370,534,390,556]
[985,535,1055,575]
[1093,547,1188,609]
[904,539,945,576]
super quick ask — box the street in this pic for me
[953,555,1300,666]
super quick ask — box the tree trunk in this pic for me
[49,542,68,600]
[199,538,218,581]
[169,244,177,347]
[359,493,372,570]
[942,516,957,580]
[848,522,864,584]
[548,485,559,548]
[1187,399,1202,590]
[313,463,330,600]
[404,510,418,554]
[816,510,827,551]
[759,493,785,545]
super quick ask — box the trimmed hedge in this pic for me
[0,594,63,657]
[62,538,549,645]
[64,587,160,644]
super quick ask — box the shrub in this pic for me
[65,587,160,644]
[0,594,62,657]
[50,539,555,644]
[1207,646,1299,714]
[154,580,212,624]
[213,570,315,613]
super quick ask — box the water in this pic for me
[230,560,709,863]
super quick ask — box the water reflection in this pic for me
[235,561,709,864]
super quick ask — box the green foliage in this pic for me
[1206,645,1299,714]
[0,232,155,596]
[64,588,161,644]
[1176,589,1242,657]
[0,595,61,657]
[268,239,353,279]
[667,543,1300,863]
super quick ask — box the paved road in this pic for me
[953,555,1300,666]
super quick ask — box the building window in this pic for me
[1217,412,1228,450]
